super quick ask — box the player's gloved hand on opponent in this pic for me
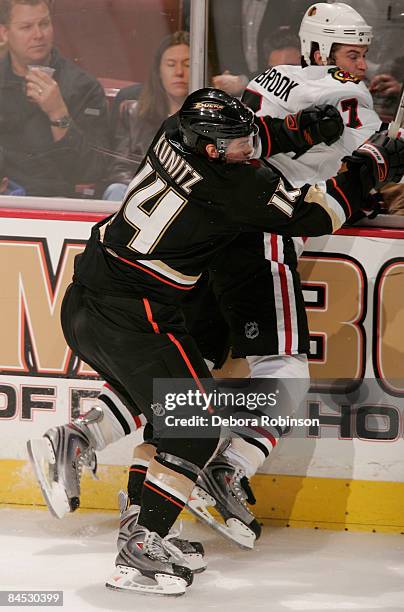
[257,103,344,158]
[282,104,344,150]
[342,129,404,199]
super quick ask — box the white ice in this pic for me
[2,507,404,611]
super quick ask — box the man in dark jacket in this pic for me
[0,0,109,197]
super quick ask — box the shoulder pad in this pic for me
[328,67,361,85]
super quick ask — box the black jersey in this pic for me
[74,114,361,304]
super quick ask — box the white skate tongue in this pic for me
[105,565,187,596]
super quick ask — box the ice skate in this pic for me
[106,524,193,596]
[117,491,206,573]
[26,408,100,519]
[187,456,261,549]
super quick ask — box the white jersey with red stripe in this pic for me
[233,64,383,356]
[245,64,382,189]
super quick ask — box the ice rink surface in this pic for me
[2,507,404,611]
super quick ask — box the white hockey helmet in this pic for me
[299,3,373,65]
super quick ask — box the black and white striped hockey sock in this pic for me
[85,383,146,450]
[224,411,283,476]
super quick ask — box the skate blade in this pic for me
[105,565,187,596]
[187,486,256,550]
[26,438,70,519]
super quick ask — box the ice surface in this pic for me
[1,507,404,611]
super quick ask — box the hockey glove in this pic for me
[283,104,344,150]
[342,130,404,197]
[256,104,344,158]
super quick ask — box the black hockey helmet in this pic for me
[178,88,257,158]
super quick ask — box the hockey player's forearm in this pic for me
[258,131,404,237]
[277,174,358,237]
[283,129,404,236]
[255,116,284,157]
[308,173,361,233]
[242,173,359,237]
[256,105,344,159]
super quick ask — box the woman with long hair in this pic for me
[104,31,190,200]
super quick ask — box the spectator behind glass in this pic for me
[210,0,310,96]
[263,28,301,67]
[0,0,109,198]
[103,31,189,202]
[368,53,403,122]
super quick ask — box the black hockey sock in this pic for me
[127,441,157,506]
[127,463,147,506]
[137,479,185,538]
[137,454,198,538]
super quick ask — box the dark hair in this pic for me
[0,0,52,25]
[301,42,343,68]
[136,30,190,125]
[263,27,300,63]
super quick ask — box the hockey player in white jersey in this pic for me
[186,3,388,548]
[244,2,380,186]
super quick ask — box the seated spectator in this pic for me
[0,0,110,198]
[369,55,403,122]
[104,31,189,201]
[0,175,25,194]
[264,27,301,67]
[210,0,309,96]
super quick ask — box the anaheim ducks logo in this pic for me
[328,67,360,84]
[192,102,224,110]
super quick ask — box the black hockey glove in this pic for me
[282,104,344,150]
[342,130,404,198]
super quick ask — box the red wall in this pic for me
[53,0,183,82]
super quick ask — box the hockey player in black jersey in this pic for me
[181,2,387,550]
[27,88,404,596]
